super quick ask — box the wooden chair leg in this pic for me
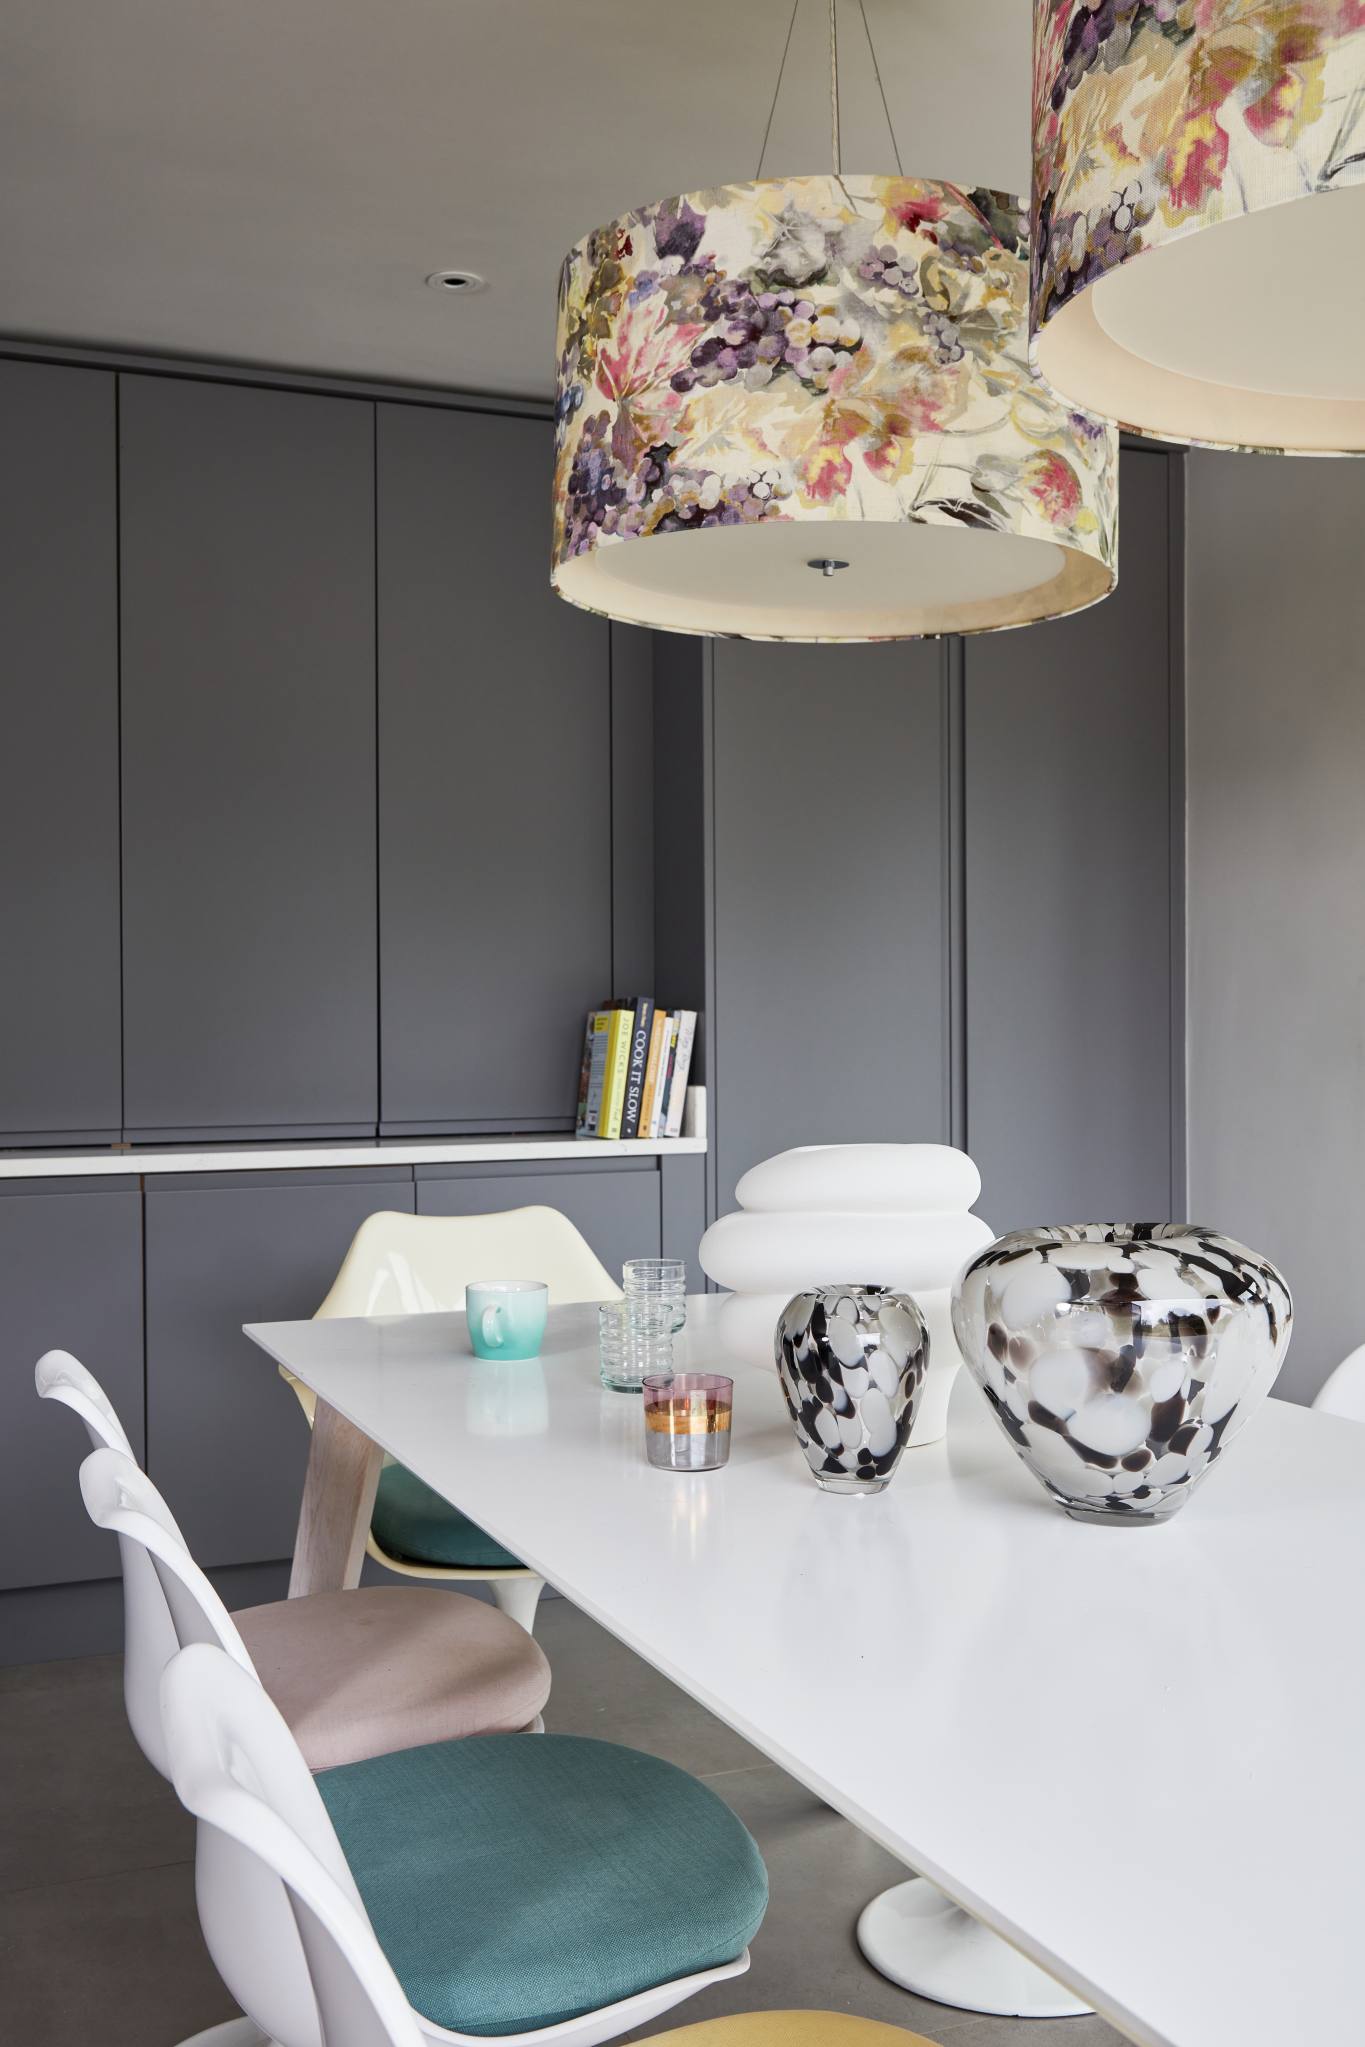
[289,1397,382,1597]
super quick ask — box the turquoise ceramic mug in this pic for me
[466,1280,549,1361]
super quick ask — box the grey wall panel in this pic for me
[0,1180,143,1590]
[710,639,950,1215]
[1186,450,1365,1403]
[0,361,121,1141]
[377,406,612,1131]
[415,1161,659,1283]
[653,638,709,1052]
[120,375,377,1138]
[611,623,655,996]
[964,448,1178,1235]
[144,1170,413,1567]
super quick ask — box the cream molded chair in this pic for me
[162,1642,768,2047]
[290,1207,621,1634]
[1313,1343,1365,1421]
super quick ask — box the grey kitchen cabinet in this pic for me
[377,405,613,1132]
[0,361,121,1144]
[415,1158,661,1280]
[0,1179,143,1590]
[119,375,378,1140]
[710,639,953,1214]
[964,447,1180,1232]
[143,1169,414,1568]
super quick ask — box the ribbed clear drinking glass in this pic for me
[599,1297,674,1394]
[622,1257,687,1334]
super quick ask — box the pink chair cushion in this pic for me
[236,1586,550,1771]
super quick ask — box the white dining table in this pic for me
[245,1294,1365,2047]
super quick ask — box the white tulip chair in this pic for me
[160,1643,765,2047]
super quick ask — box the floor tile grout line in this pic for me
[0,1850,195,1901]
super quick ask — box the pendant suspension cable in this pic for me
[755,0,800,180]
[829,0,842,175]
[859,0,904,176]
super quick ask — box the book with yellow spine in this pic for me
[637,1010,670,1139]
[597,1007,633,1139]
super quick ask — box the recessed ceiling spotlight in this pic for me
[425,269,486,295]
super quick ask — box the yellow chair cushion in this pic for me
[659,2015,942,2046]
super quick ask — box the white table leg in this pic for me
[288,1397,382,1598]
[857,1879,1093,2019]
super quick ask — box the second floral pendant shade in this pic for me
[552,177,1118,641]
[1032,2,1365,453]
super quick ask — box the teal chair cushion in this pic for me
[317,1732,768,2037]
[371,1464,523,1571]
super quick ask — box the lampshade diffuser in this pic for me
[1032,2,1365,453]
[552,177,1118,640]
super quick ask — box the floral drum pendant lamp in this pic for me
[1032,1,1365,453]
[551,176,1119,642]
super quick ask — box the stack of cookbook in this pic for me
[574,998,697,1141]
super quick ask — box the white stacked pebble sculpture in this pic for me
[698,1142,993,1445]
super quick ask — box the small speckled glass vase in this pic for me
[952,1225,1292,1526]
[775,1287,929,1496]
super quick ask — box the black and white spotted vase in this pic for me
[775,1287,929,1496]
[952,1225,1292,1525]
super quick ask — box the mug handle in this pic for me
[480,1304,505,1351]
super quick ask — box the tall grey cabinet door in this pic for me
[144,1169,414,1568]
[0,362,121,1143]
[964,448,1178,1232]
[120,376,377,1140]
[377,406,612,1131]
[711,641,951,1214]
[0,1180,143,1590]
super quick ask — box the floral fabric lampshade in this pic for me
[552,176,1118,641]
[1032,1,1365,453]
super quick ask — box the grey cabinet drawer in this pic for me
[144,1170,414,1567]
[1,1180,143,1591]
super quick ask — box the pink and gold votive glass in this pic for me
[643,1372,733,1473]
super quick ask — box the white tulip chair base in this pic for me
[856,1880,1093,2020]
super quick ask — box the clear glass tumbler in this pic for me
[643,1372,733,1471]
[622,1257,687,1334]
[599,1297,674,1393]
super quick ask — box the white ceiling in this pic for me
[0,1,1028,399]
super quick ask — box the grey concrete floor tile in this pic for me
[535,1595,768,1778]
[0,1859,238,2047]
[0,1647,121,1695]
[0,1650,194,1892]
[943,2018,1122,2047]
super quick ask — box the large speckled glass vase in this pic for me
[775,1287,928,1496]
[953,1226,1292,1525]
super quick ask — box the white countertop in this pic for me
[0,1134,706,1180]
[246,1293,1365,2047]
